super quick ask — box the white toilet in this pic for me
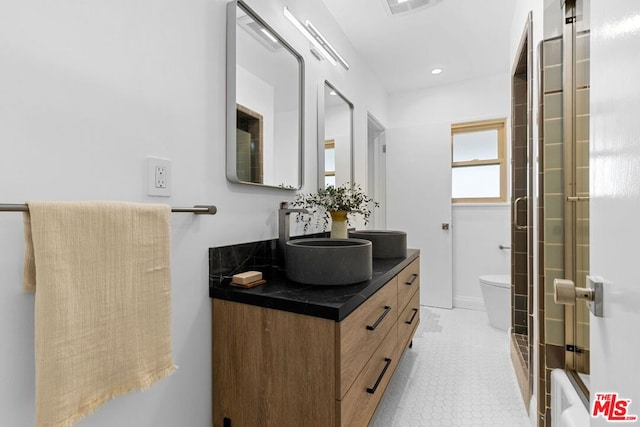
[479,274,511,331]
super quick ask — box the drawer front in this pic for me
[397,258,420,313]
[338,326,398,427]
[338,277,397,399]
[398,289,420,352]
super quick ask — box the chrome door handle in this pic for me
[514,196,528,230]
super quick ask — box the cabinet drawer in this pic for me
[338,326,398,427]
[397,258,420,313]
[398,289,420,352]
[337,277,397,399]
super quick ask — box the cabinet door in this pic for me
[397,258,420,313]
[338,326,398,427]
[337,277,397,399]
[398,289,420,351]
[213,299,336,427]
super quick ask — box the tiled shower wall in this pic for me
[573,31,591,374]
[539,36,565,426]
[538,32,590,427]
[512,64,529,338]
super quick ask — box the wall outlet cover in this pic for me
[147,157,171,197]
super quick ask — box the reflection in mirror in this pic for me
[319,82,353,189]
[236,105,263,183]
[324,139,336,187]
[226,0,303,189]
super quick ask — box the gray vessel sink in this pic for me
[285,238,372,285]
[348,230,407,259]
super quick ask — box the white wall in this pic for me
[386,73,511,309]
[0,0,387,425]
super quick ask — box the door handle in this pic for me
[514,196,528,230]
[553,277,604,317]
[554,279,594,305]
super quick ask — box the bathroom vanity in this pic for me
[211,250,420,427]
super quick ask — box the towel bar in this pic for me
[0,203,217,215]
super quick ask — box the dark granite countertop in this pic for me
[210,249,419,322]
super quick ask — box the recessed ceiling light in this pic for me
[431,68,443,75]
[384,0,443,16]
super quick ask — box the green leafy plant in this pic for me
[292,182,379,232]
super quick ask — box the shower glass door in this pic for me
[564,19,591,381]
[552,0,590,391]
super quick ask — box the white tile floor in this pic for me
[371,307,530,427]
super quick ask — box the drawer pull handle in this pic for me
[405,308,419,325]
[366,306,392,331]
[405,274,418,286]
[366,358,392,394]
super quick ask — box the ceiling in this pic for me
[321,0,517,94]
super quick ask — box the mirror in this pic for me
[226,0,304,189]
[318,81,353,188]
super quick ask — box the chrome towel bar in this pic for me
[0,203,217,215]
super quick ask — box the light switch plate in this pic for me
[147,157,171,197]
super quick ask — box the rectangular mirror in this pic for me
[318,81,353,189]
[226,0,304,189]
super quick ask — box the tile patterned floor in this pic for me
[371,307,531,427]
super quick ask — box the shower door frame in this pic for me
[562,0,591,389]
[509,10,534,407]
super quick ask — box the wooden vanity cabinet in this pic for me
[397,258,421,351]
[212,257,421,427]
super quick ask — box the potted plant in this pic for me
[292,182,378,238]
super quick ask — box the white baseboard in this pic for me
[453,296,485,311]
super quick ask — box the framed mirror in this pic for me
[226,0,304,189]
[318,81,353,189]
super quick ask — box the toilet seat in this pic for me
[479,274,510,289]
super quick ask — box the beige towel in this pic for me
[23,201,177,427]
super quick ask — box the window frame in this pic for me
[451,118,507,203]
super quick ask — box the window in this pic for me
[451,119,507,203]
[324,139,336,187]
